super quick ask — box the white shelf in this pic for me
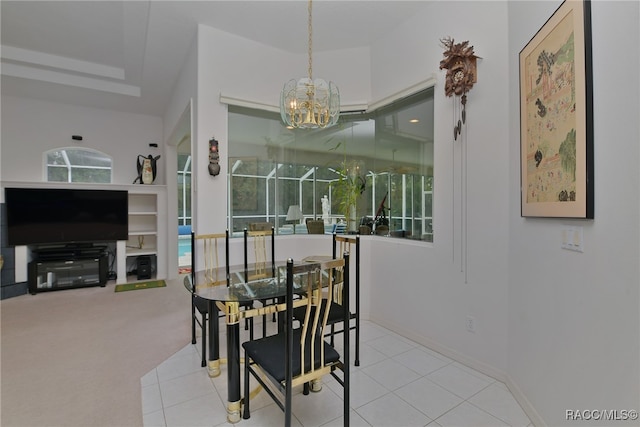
[126,248,158,257]
[116,189,165,284]
[128,230,158,236]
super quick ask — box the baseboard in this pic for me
[370,315,543,427]
[504,376,546,427]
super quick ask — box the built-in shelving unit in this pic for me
[116,186,167,284]
[2,181,167,287]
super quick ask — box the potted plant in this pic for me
[331,160,366,232]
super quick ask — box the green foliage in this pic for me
[559,129,577,181]
[330,160,366,223]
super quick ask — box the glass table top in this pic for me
[193,258,332,303]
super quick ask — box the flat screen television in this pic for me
[5,187,128,246]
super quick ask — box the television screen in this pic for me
[5,187,128,246]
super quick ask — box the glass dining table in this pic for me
[193,259,324,423]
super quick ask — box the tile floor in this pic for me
[142,319,532,427]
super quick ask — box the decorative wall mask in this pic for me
[208,137,220,176]
[439,37,479,140]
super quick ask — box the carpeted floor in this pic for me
[0,277,191,427]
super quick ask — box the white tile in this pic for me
[356,393,432,427]
[143,321,532,427]
[358,321,392,342]
[159,370,217,408]
[468,383,531,427]
[360,358,421,391]
[334,341,387,371]
[328,369,388,409]
[292,386,346,427]
[141,369,159,387]
[319,409,371,427]
[395,377,463,420]
[393,348,451,376]
[427,364,491,400]
[163,392,227,427]
[436,401,509,427]
[366,334,416,358]
[239,402,303,427]
[142,409,166,427]
[418,346,454,364]
[142,383,163,415]
[156,350,204,383]
[451,362,496,385]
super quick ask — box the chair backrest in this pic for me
[243,227,275,281]
[332,234,360,305]
[306,220,325,234]
[284,255,349,389]
[249,222,272,231]
[191,230,229,286]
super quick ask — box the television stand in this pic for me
[28,246,108,294]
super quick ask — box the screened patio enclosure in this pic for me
[228,88,434,241]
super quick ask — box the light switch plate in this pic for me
[561,226,584,252]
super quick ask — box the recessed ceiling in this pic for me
[1,1,432,117]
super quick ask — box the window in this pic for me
[46,148,112,183]
[228,88,434,241]
[178,154,192,226]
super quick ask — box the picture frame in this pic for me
[519,0,593,218]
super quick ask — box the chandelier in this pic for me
[280,0,340,129]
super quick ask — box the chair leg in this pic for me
[243,353,251,419]
[355,315,360,366]
[201,314,207,368]
[191,300,197,345]
[262,314,267,337]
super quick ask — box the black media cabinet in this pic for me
[28,246,108,294]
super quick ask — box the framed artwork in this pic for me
[519,0,593,218]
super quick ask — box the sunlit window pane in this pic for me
[46,148,112,183]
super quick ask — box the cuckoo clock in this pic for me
[439,37,478,140]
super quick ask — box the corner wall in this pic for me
[507,1,640,425]
[368,0,511,376]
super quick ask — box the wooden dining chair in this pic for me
[243,227,276,337]
[188,231,229,367]
[242,256,350,426]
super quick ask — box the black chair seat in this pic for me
[194,296,209,315]
[243,329,340,383]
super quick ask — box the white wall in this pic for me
[368,1,511,376]
[162,34,198,280]
[507,1,640,426]
[193,25,371,238]
[1,96,164,185]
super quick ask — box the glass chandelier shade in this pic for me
[280,0,340,129]
[281,78,340,129]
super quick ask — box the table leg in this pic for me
[225,302,241,424]
[207,300,221,378]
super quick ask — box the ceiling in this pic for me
[1,1,432,117]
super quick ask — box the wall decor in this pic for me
[133,154,161,184]
[520,0,593,218]
[208,137,221,176]
[439,37,478,140]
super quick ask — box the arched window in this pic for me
[46,148,113,183]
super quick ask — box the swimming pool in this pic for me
[178,236,191,267]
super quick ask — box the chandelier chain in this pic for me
[308,0,313,80]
